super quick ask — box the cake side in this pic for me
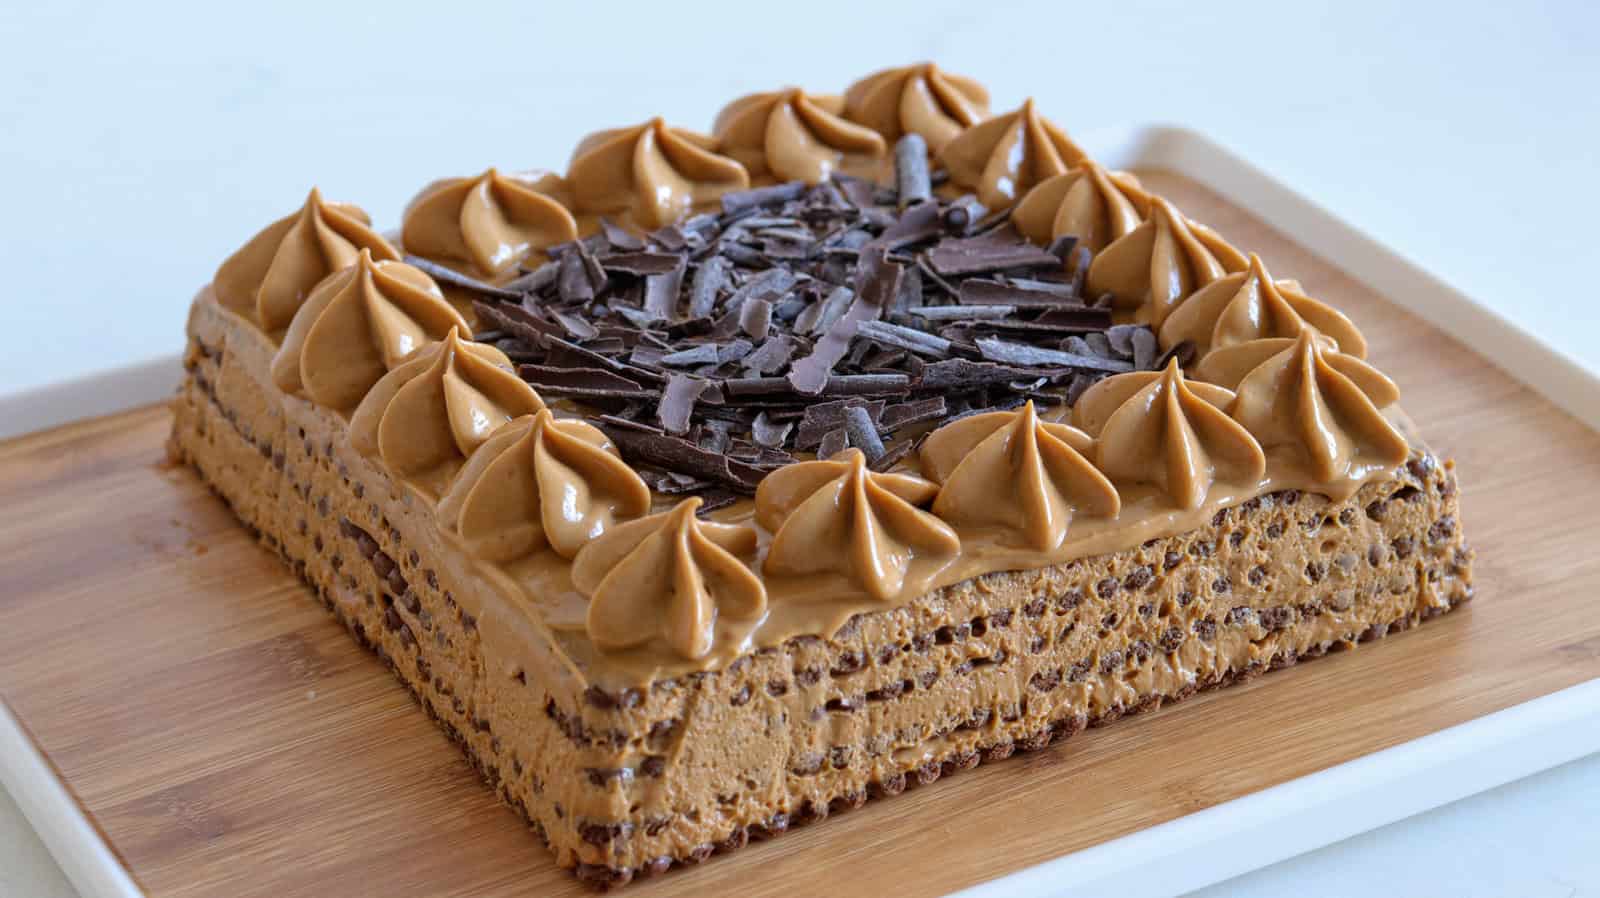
[170,292,1472,884]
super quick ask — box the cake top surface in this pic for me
[205,62,1409,683]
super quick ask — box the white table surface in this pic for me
[2,1,1597,895]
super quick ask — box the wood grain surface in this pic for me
[3,172,1599,897]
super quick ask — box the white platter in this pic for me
[3,125,1598,898]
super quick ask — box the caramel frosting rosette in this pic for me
[756,448,959,602]
[1159,253,1366,358]
[435,409,650,562]
[566,118,749,230]
[937,99,1088,209]
[1073,360,1266,510]
[400,168,577,282]
[1086,196,1248,328]
[920,401,1120,552]
[574,497,766,661]
[349,328,545,497]
[842,62,991,155]
[213,188,398,332]
[1011,161,1151,253]
[270,249,468,413]
[713,88,888,184]
[1195,330,1408,487]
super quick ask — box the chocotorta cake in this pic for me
[169,62,1474,887]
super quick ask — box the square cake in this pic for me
[168,62,1474,887]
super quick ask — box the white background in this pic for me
[2,1,1597,895]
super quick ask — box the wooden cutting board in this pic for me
[4,171,1599,898]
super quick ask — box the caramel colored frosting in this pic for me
[436,410,651,562]
[1159,253,1367,358]
[1197,330,1409,485]
[1011,161,1151,253]
[349,328,545,497]
[937,99,1088,209]
[566,119,749,230]
[1073,360,1267,510]
[270,249,468,412]
[713,89,887,185]
[756,449,959,601]
[1086,196,1248,328]
[213,188,398,332]
[842,62,991,154]
[920,401,1119,552]
[574,497,767,660]
[400,169,577,281]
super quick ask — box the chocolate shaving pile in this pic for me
[469,137,1182,499]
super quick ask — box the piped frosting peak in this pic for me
[1197,330,1408,485]
[270,249,468,412]
[1159,253,1367,358]
[436,410,650,562]
[920,401,1119,552]
[1012,161,1151,253]
[937,99,1088,209]
[401,168,577,280]
[1073,360,1266,510]
[349,328,545,496]
[1086,196,1247,328]
[842,62,991,154]
[566,118,749,230]
[575,497,766,661]
[713,88,887,185]
[213,188,398,332]
[756,448,958,601]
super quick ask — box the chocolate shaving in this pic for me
[504,261,559,294]
[688,256,729,319]
[518,365,656,400]
[941,196,986,235]
[557,250,596,302]
[873,201,942,251]
[843,405,886,463]
[911,304,1016,321]
[894,134,931,208]
[474,300,561,347]
[856,320,951,358]
[600,423,771,493]
[721,182,807,215]
[869,440,915,472]
[817,427,848,459]
[916,358,1039,390]
[741,335,797,374]
[787,292,882,395]
[797,399,886,450]
[975,336,1135,372]
[600,218,645,252]
[658,344,719,368]
[658,374,707,435]
[879,396,948,432]
[716,338,754,365]
[751,411,792,448]
[602,252,682,277]
[1045,234,1078,262]
[552,310,600,341]
[1106,323,1142,358]
[402,255,521,300]
[740,298,773,339]
[957,278,1087,308]
[927,229,1061,276]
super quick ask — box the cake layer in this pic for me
[170,294,1472,885]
